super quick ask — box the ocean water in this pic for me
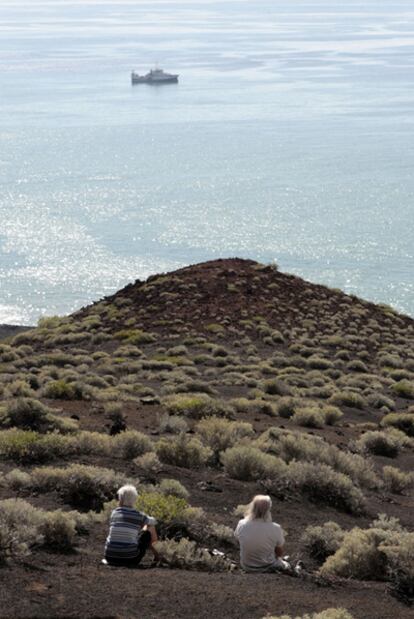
[0,0,413,324]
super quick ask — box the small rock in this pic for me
[197,481,223,493]
[140,396,160,405]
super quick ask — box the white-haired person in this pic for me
[104,484,159,567]
[235,494,292,573]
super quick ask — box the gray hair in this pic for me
[117,484,138,508]
[245,495,272,522]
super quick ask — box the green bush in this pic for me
[159,414,189,434]
[329,391,365,409]
[163,394,232,419]
[158,478,189,500]
[301,521,345,563]
[392,380,414,399]
[196,416,254,455]
[381,413,414,437]
[320,516,404,581]
[42,379,82,400]
[0,398,77,434]
[134,452,162,476]
[114,329,156,344]
[136,491,188,525]
[156,434,212,469]
[4,468,31,490]
[287,462,366,514]
[275,397,298,419]
[380,532,414,599]
[221,446,287,482]
[31,464,127,510]
[112,431,154,459]
[0,429,68,463]
[231,397,277,417]
[263,378,291,396]
[0,499,43,564]
[39,511,77,550]
[292,407,325,428]
[354,431,400,458]
[257,428,379,490]
[382,466,413,494]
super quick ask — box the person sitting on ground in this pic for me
[234,494,290,573]
[104,484,159,567]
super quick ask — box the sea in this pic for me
[0,0,413,325]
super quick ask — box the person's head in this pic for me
[117,484,138,508]
[245,494,272,522]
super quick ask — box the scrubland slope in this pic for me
[0,258,413,619]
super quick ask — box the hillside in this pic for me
[0,259,413,619]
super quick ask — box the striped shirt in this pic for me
[105,507,155,560]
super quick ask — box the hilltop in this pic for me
[0,259,413,619]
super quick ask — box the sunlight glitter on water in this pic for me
[0,1,413,323]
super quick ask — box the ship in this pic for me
[131,68,179,85]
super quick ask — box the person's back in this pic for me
[234,494,288,573]
[103,484,158,567]
[235,517,284,571]
[105,505,150,562]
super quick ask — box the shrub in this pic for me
[231,397,277,417]
[4,468,31,490]
[301,522,345,563]
[156,435,212,469]
[112,431,153,459]
[159,414,189,434]
[221,446,287,482]
[382,466,413,494]
[158,478,189,500]
[354,431,400,458]
[0,429,68,463]
[307,356,334,370]
[380,532,414,599]
[323,406,343,425]
[114,329,156,344]
[134,452,162,476]
[320,527,390,580]
[163,394,232,419]
[0,398,77,434]
[257,428,379,489]
[4,380,35,398]
[346,359,369,373]
[292,408,326,429]
[196,417,254,455]
[287,462,366,514]
[276,397,298,419]
[208,523,236,545]
[136,491,188,526]
[42,379,82,400]
[329,391,365,409]
[263,379,291,396]
[319,516,405,581]
[392,380,414,399]
[39,511,77,550]
[0,499,43,564]
[31,464,127,510]
[156,538,233,571]
[381,413,414,437]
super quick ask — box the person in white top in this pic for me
[234,494,290,572]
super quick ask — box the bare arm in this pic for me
[144,524,160,560]
[275,545,284,558]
